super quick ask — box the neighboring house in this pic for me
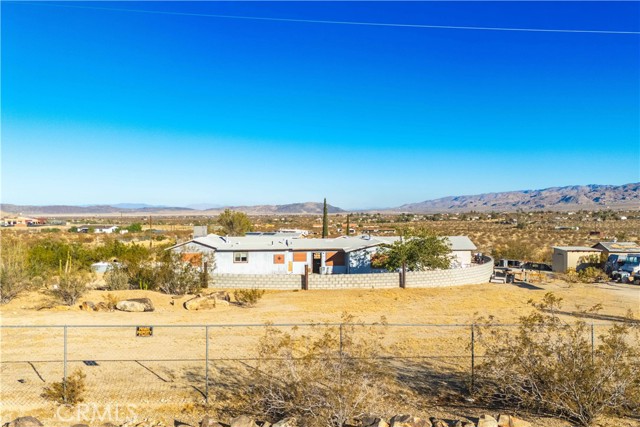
[551,246,602,273]
[170,233,478,275]
[591,241,640,259]
[78,225,119,234]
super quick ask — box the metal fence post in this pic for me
[205,326,209,403]
[470,324,475,393]
[591,323,595,363]
[63,325,68,403]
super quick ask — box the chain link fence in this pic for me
[0,322,624,416]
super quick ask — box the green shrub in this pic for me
[234,288,265,307]
[41,368,86,405]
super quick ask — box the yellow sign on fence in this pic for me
[135,326,153,337]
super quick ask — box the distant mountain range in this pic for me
[393,183,640,213]
[1,183,637,216]
[0,201,344,216]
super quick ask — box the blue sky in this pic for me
[2,1,639,209]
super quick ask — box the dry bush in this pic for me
[563,267,608,284]
[155,253,204,295]
[475,293,640,426]
[244,314,394,427]
[233,288,265,307]
[50,257,90,306]
[41,368,86,405]
[104,266,130,290]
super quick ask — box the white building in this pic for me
[170,234,478,275]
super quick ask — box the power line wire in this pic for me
[11,2,640,35]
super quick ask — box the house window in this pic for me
[234,252,248,263]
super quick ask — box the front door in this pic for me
[312,252,322,273]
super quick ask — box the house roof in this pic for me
[78,225,117,229]
[171,234,477,253]
[592,241,640,253]
[552,246,601,252]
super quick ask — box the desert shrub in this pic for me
[563,267,608,284]
[0,237,36,304]
[155,252,203,295]
[233,288,265,307]
[41,368,86,405]
[578,266,608,283]
[104,266,130,290]
[475,293,640,426]
[492,240,536,261]
[103,293,119,310]
[244,314,394,427]
[50,257,90,305]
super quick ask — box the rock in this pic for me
[454,423,474,427]
[430,419,447,427]
[390,415,431,427]
[3,417,43,427]
[116,298,154,312]
[210,290,231,302]
[230,416,258,427]
[497,415,530,427]
[71,424,90,427]
[201,416,225,427]
[361,417,389,427]
[116,300,146,312]
[272,418,296,427]
[477,415,498,427]
[80,301,96,311]
[185,295,217,310]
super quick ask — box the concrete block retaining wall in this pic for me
[210,273,303,290]
[210,257,493,290]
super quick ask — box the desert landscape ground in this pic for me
[2,279,639,426]
[1,212,639,426]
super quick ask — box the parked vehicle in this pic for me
[619,254,640,283]
[605,254,627,276]
[494,259,523,269]
[522,262,552,272]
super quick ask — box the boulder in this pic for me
[477,415,498,427]
[390,415,431,427]
[116,298,154,312]
[80,301,96,311]
[210,291,231,302]
[454,423,475,427]
[116,300,146,312]
[497,415,530,427]
[430,419,447,427]
[201,416,225,427]
[185,295,217,311]
[71,425,90,427]
[230,416,258,427]
[361,417,389,427]
[272,418,296,427]
[3,417,43,427]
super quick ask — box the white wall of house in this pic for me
[451,250,472,266]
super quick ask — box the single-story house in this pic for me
[78,225,119,234]
[591,241,640,259]
[169,233,478,275]
[551,246,603,273]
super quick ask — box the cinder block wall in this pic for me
[210,273,303,290]
[209,258,493,290]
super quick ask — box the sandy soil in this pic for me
[1,282,639,427]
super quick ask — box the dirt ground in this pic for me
[1,281,639,427]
